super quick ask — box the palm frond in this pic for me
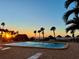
[66,20,75,24]
[74,8,79,18]
[70,30,75,34]
[63,9,74,23]
[66,17,79,24]
[40,27,45,31]
[66,24,76,33]
[34,30,36,33]
[50,27,56,31]
[66,24,79,33]
[65,0,75,8]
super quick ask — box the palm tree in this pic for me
[65,18,79,37]
[1,22,5,29]
[1,22,5,37]
[64,0,79,20]
[38,30,41,39]
[63,8,79,23]
[71,30,75,38]
[66,24,79,37]
[34,30,36,38]
[63,0,79,38]
[40,27,45,39]
[64,0,79,23]
[66,26,75,38]
[50,26,56,37]
[65,0,79,8]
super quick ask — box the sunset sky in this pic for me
[0,0,77,37]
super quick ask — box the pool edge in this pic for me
[2,43,69,50]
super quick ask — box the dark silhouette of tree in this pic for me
[34,30,36,38]
[66,24,77,37]
[40,27,45,39]
[38,30,41,39]
[64,0,79,23]
[1,22,5,36]
[63,0,79,37]
[71,30,75,37]
[1,22,5,29]
[66,18,79,25]
[0,29,8,34]
[4,29,9,32]
[65,0,79,9]
[50,26,56,37]
[10,31,15,35]
[4,29,9,37]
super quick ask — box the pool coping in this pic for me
[1,42,69,50]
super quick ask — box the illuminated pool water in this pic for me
[4,42,67,49]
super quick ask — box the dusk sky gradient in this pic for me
[0,0,77,37]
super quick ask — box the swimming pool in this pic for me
[4,42,68,49]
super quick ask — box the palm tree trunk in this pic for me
[71,30,75,38]
[72,33,75,42]
[39,33,40,39]
[43,33,44,39]
[42,31,44,39]
[72,33,74,38]
[53,31,55,38]
[35,33,36,39]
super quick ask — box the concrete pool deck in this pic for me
[0,42,79,59]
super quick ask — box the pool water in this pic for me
[4,42,67,49]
